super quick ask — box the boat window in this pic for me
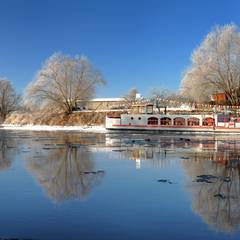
[217,114,230,122]
[131,117,134,120]
[160,117,172,125]
[138,117,141,120]
[174,117,185,126]
[187,117,200,126]
[203,117,215,126]
[148,117,158,125]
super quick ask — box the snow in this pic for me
[0,124,108,133]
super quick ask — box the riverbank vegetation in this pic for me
[4,110,123,126]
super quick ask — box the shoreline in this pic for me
[0,124,108,133]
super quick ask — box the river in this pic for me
[0,130,240,239]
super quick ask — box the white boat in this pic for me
[106,112,240,133]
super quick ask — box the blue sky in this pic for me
[0,0,239,97]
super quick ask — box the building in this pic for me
[76,93,144,111]
[212,93,227,105]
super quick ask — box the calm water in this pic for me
[1,130,240,239]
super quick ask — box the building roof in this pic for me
[88,98,125,102]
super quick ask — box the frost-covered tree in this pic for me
[0,79,20,121]
[149,88,189,113]
[123,88,139,109]
[124,88,138,100]
[181,24,240,105]
[25,53,105,114]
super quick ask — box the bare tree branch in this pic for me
[0,78,20,121]
[25,53,106,114]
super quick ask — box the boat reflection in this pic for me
[105,134,219,169]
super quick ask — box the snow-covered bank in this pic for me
[0,124,108,133]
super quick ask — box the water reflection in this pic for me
[15,132,106,202]
[105,134,179,169]
[106,134,240,232]
[2,130,240,234]
[182,141,240,233]
[105,134,219,169]
[25,144,104,202]
[0,131,18,171]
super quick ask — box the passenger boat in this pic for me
[106,106,240,133]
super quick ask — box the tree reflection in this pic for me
[182,145,240,232]
[25,143,104,202]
